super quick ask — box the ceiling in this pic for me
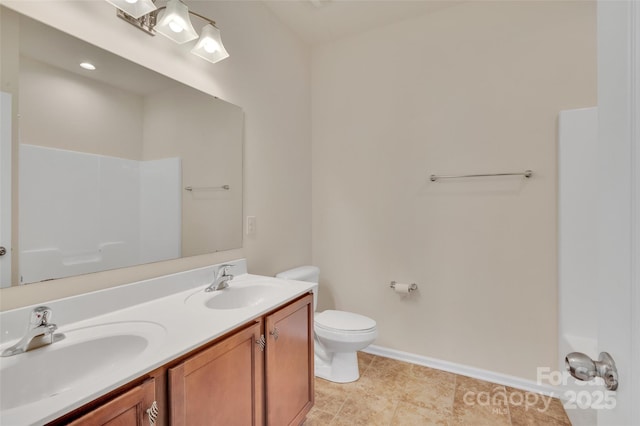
[261,0,463,45]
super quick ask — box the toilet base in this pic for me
[314,351,360,383]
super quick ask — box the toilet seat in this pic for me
[315,310,376,333]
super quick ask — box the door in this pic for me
[168,321,264,426]
[595,1,639,425]
[265,293,314,426]
[0,91,11,288]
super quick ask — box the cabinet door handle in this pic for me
[146,400,159,425]
[270,327,279,341]
[256,334,266,351]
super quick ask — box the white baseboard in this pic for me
[362,344,559,397]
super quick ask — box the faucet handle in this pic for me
[219,264,234,276]
[29,306,53,328]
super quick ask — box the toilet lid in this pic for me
[315,310,376,332]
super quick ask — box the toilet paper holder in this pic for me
[390,281,418,292]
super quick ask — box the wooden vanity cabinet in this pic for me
[168,321,264,426]
[67,378,157,426]
[265,294,314,426]
[50,293,313,426]
[169,293,314,426]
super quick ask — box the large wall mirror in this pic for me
[0,7,243,287]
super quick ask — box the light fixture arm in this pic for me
[185,9,216,27]
[116,7,158,35]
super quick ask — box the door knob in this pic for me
[565,352,618,390]
[0,246,6,256]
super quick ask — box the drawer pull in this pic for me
[256,334,266,351]
[147,400,159,425]
[270,327,279,341]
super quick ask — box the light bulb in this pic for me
[169,20,184,33]
[80,62,96,70]
[125,0,137,4]
[203,39,220,53]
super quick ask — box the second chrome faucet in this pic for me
[205,264,234,292]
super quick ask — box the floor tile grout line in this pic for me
[387,399,400,426]
[329,390,350,425]
[506,386,513,426]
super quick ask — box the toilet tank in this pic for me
[276,266,319,311]
[275,266,319,283]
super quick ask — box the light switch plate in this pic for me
[246,216,256,236]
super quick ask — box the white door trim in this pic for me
[631,2,639,423]
[597,1,638,424]
[0,92,12,288]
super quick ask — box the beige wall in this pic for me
[0,0,311,310]
[19,56,144,160]
[311,1,596,380]
[143,87,243,256]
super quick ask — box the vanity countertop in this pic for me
[0,260,314,425]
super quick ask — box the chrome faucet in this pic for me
[2,306,58,357]
[205,264,234,292]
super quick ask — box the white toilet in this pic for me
[276,266,378,383]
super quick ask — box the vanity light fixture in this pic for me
[109,0,229,64]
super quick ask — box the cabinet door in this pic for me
[265,293,314,426]
[68,378,156,426]
[168,321,264,426]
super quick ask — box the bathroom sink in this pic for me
[198,282,290,310]
[0,321,166,411]
[205,284,288,309]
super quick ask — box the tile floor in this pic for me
[304,352,571,426]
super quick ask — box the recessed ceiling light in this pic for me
[80,62,96,70]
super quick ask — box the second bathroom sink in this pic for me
[205,284,287,310]
[186,279,291,310]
